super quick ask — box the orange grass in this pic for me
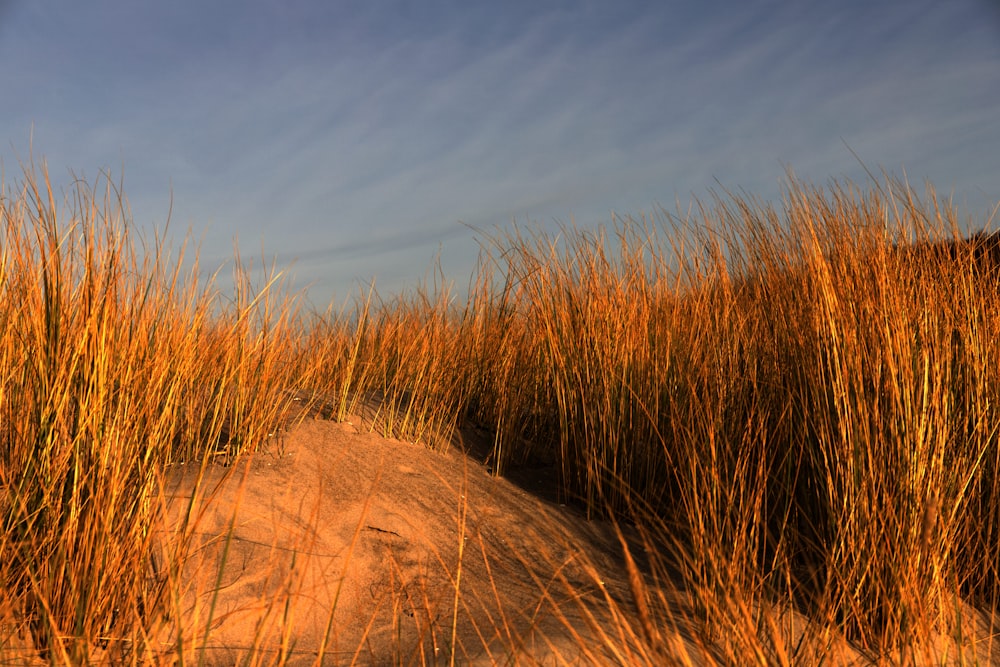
[2,156,1000,664]
[0,160,304,661]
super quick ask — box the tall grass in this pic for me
[0,161,303,661]
[2,156,999,663]
[453,177,1000,660]
[295,170,1000,659]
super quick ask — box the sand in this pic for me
[153,415,686,665]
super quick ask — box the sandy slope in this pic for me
[156,416,691,665]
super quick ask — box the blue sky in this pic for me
[2,0,999,307]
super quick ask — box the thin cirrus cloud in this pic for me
[1,0,998,305]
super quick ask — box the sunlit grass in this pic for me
[1,156,999,663]
[0,159,307,661]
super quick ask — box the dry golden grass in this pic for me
[0,158,309,663]
[2,156,999,664]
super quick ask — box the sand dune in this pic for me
[156,416,696,665]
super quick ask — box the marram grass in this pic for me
[0,161,306,662]
[1,158,999,664]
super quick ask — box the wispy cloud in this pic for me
[1,0,998,304]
